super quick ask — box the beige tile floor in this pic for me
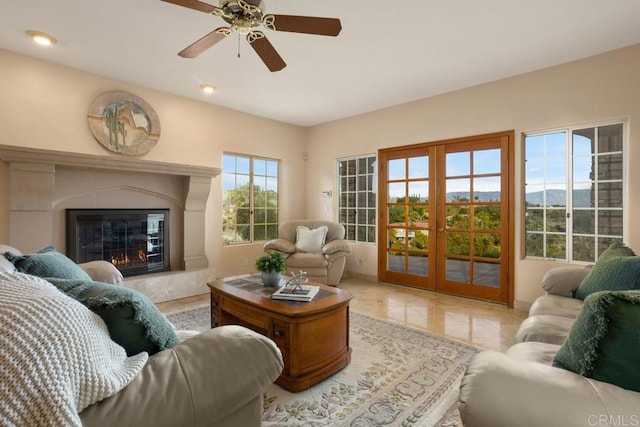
[157,277,528,352]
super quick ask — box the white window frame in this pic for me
[222,153,279,245]
[337,154,377,244]
[523,120,627,263]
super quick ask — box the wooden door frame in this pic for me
[378,131,515,307]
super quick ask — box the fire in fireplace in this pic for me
[66,209,170,277]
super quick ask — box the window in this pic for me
[524,122,625,262]
[338,155,376,243]
[222,153,279,244]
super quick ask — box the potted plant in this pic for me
[255,251,286,287]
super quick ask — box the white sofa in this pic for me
[1,244,284,426]
[459,264,640,427]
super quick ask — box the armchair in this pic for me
[264,220,351,286]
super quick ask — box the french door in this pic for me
[378,131,514,305]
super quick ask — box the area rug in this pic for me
[166,305,475,427]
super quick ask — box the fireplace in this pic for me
[66,209,170,277]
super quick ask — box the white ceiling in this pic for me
[1,1,640,127]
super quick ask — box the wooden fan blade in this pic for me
[178,27,231,58]
[161,0,218,14]
[247,32,286,72]
[263,15,342,36]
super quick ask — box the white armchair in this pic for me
[263,220,352,286]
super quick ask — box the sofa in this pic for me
[0,244,284,427]
[459,243,640,427]
[264,220,352,286]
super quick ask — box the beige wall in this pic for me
[306,43,640,307]
[0,48,307,279]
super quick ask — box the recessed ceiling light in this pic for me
[200,83,216,94]
[26,30,57,46]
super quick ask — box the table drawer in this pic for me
[219,298,267,330]
[272,320,289,349]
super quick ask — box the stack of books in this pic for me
[271,284,320,302]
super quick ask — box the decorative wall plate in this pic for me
[87,91,161,156]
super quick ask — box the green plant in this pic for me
[255,251,286,273]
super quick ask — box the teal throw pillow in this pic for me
[4,245,92,281]
[47,278,179,356]
[552,290,640,392]
[598,242,636,261]
[574,255,640,300]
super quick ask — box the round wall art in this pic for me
[87,91,161,156]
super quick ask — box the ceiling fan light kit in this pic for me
[163,0,342,71]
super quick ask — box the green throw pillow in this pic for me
[574,255,640,300]
[552,290,640,392]
[47,278,179,356]
[597,241,636,261]
[4,245,92,281]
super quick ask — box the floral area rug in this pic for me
[166,305,475,427]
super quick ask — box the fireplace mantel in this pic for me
[0,144,220,275]
[0,144,220,178]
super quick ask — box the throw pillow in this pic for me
[552,290,640,392]
[4,245,92,281]
[541,266,591,297]
[79,260,124,285]
[47,278,179,356]
[598,241,635,261]
[295,225,328,253]
[574,254,640,300]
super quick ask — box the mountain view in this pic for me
[445,189,592,207]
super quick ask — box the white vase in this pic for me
[261,271,282,287]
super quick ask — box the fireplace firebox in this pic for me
[66,209,170,277]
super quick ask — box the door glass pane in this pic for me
[446,179,471,201]
[573,186,594,208]
[473,177,500,201]
[388,159,405,180]
[474,206,501,231]
[388,206,407,225]
[408,156,429,179]
[473,149,501,174]
[408,181,428,200]
[407,251,428,276]
[408,205,429,227]
[474,233,501,258]
[525,159,544,185]
[387,183,405,202]
[387,252,405,273]
[388,228,406,249]
[446,205,470,229]
[446,232,470,256]
[446,152,470,177]
[446,259,469,282]
[473,262,500,287]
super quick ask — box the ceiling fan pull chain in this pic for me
[237,33,241,58]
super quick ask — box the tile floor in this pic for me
[157,277,528,352]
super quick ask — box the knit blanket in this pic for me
[0,272,148,426]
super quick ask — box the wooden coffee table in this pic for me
[208,275,353,392]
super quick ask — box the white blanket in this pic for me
[0,272,148,426]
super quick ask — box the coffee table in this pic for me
[208,275,353,392]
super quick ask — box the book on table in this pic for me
[271,284,320,302]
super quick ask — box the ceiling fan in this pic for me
[162,0,342,72]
